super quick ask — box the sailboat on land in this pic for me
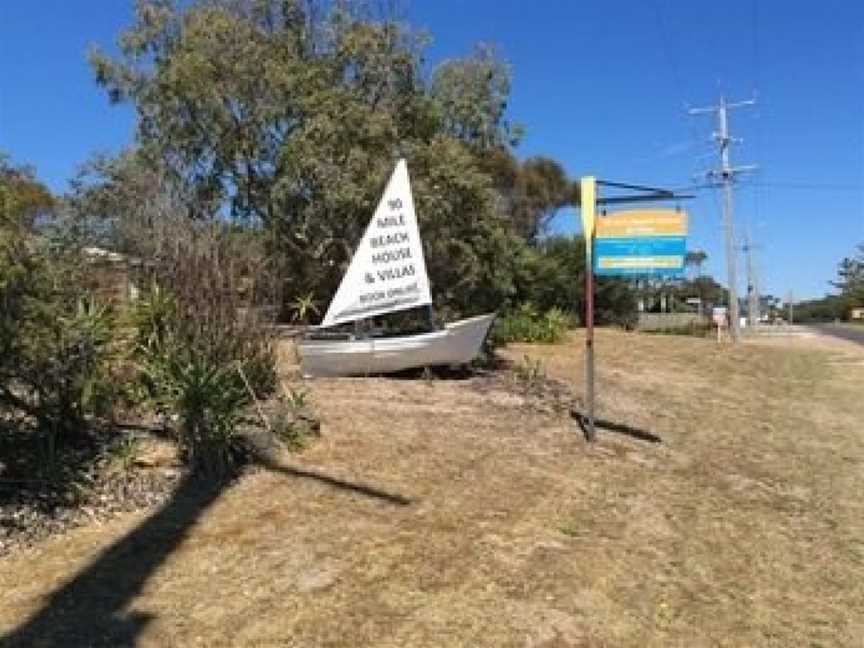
[297,160,496,377]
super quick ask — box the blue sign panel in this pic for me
[594,236,686,276]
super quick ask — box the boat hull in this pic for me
[296,313,496,377]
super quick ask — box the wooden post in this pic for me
[580,177,597,442]
[584,231,596,442]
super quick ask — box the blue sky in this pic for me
[2,1,863,299]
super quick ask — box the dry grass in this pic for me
[2,330,863,647]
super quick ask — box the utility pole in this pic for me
[787,290,795,324]
[741,231,761,328]
[690,96,757,342]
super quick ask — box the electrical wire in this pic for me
[743,181,864,192]
[651,0,710,171]
[652,0,686,106]
[676,181,863,193]
[750,0,766,296]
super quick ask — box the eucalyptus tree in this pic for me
[89,0,525,316]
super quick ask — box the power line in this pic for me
[651,0,712,181]
[743,181,863,192]
[674,181,863,193]
[750,0,767,307]
[652,0,687,105]
[752,0,761,89]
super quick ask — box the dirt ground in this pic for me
[2,329,863,647]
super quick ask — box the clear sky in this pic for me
[2,0,863,300]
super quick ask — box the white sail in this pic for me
[320,159,432,328]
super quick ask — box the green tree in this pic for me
[514,157,573,241]
[0,152,55,229]
[88,0,531,318]
[792,295,846,323]
[68,149,187,258]
[509,235,635,326]
[475,149,575,241]
[832,244,864,316]
[684,249,707,278]
[668,275,727,311]
[430,43,522,150]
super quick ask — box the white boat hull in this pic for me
[297,313,496,377]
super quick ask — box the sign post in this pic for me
[580,177,597,442]
[576,180,691,443]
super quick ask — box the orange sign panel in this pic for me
[595,209,687,238]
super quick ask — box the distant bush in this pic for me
[791,295,847,323]
[642,322,713,338]
[493,303,568,344]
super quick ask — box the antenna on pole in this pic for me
[690,95,758,342]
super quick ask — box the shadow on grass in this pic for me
[2,469,227,647]
[0,422,118,507]
[255,454,413,506]
[570,409,663,444]
[2,453,412,647]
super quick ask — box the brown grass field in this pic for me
[2,329,863,647]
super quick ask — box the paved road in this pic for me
[809,323,864,346]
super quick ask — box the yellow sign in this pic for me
[597,256,684,270]
[579,177,596,259]
[595,209,687,238]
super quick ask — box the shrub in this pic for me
[540,306,569,341]
[106,434,142,474]
[131,228,277,478]
[644,321,713,338]
[271,385,320,451]
[1,217,117,452]
[493,303,568,344]
[36,297,117,426]
[513,354,546,392]
[508,236,636,326]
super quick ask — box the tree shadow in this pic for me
[570,409,663,444]
[0,420,127,508]
[2,454,412,647]
[2,469,227,647]
[254,454,413,506]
